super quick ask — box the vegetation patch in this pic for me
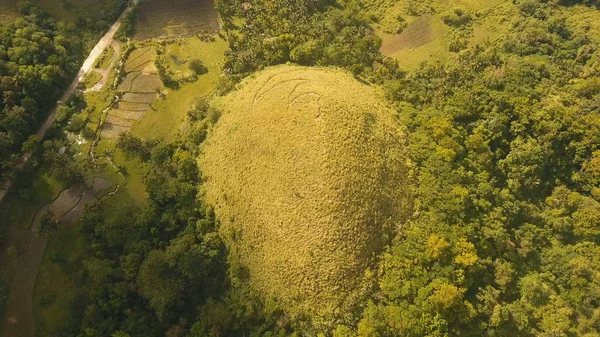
[121,92,157,104]
[133,0,219,40]
[200,65,413,318]
[83,71,103,89]
[95,46,116,70]
[131,37,228,140]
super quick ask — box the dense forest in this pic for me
[2,0,600,336]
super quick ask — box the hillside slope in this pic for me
[200,65,413,318]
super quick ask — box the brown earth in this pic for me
[380,16,433,56]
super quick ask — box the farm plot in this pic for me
[133,0,219,40]
[102,46,162,139]
[380,16,433,55]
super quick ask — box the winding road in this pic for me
[0,2,134,205]
[0,3,136,337]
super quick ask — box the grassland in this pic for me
[200,65,413,318]
[133,0,219,40]
[95,46,116,70]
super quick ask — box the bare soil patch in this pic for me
[129,73,162,93]
[381,16,433,55]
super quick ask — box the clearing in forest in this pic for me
[101,46,161,139]
[200,65,413,319]
[133,0,219,40]
[380,16,434,55]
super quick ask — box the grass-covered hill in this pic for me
[200,65,413,318]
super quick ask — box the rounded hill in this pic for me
[199,65,412,317]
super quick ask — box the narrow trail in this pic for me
[0,3,137,337]
[0,2,135,205]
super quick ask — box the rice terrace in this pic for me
[102,46,162,138]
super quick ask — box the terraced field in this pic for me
[133,0,219,40]
[101,46,161,139]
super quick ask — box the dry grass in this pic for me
[200,65,413,318]
[133,0,219,40]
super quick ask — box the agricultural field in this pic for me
[101,45,161,139]
[133,0,219,40]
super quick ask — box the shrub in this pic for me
[189,59,208,76]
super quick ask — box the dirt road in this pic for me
[0,3,133,205]
[0,3,135,337]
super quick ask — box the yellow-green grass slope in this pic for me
[200,65,413,318]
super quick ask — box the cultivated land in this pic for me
[133,0,220,40]
[200,65,413,318]
[101,45,162,139]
